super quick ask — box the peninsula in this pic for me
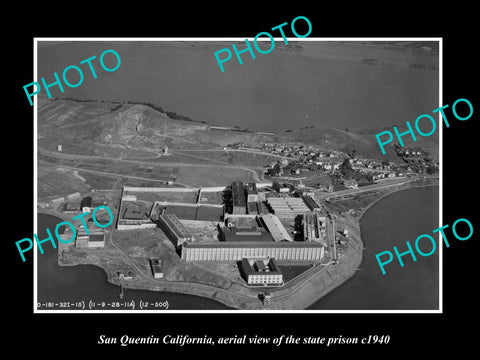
[37,98,439,310]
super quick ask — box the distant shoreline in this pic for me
[357,180,439,220]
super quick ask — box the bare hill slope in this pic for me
[37,98,438,162]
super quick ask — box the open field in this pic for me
[149,152,227,165]
[278,264,315,283]
[198,190,225,204]
[133,190,199,204]
[38,161,180,200]
[176,166,257,187]
[174,150,279,167]
[327,192,383,214]
[75,171,119,190]
[37,165,91,198]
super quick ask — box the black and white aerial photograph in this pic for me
[7,7,478,356]
[35,39,440,311]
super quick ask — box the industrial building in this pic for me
[302,195,321,211]
[80,197,92,213]
[157,213,193,248]
[65,192,81,201]
[244,182,259,215]
[245,183,258,202]
[303,211,327,242]
[63,200,81,214]
[149,259,163,279]
[266,196,310,218]
[75,226,105,248]
[181,241,324,261]
[50,197,65,206]
[240,257,283,285]
[260,214,293,242]
[232,181,246,214]
[88,234,106,247]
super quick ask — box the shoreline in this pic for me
[55,214,363,310]
[356,180,439,220]
[45,180,437,310]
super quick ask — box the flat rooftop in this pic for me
[88,234,105,242]
[232,182,246,207]
[185,240,324,248]
[159,213,192,239]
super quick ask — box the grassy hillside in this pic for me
[37,98,438,162]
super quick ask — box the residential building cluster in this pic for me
[259,142,343,159]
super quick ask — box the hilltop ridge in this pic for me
[37,97,438,162]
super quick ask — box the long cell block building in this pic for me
[158,213,193,248]
[181,241,324,261]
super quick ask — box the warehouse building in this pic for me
[158,213,193,248]
[266,196,310,218]
[50,197,65,206]
[75,226,105,248]
[260,214,293,242]
[80,196,93,213]
[245,182,258,202]
[181,241,324,261]
[65,192,81,201]
[232,181,246,214]
[88,234,106,247]
[240,257,283,285]
[63,200,81,214]
[303,211,326,242]
[245,182,260,215]
[302,195,321,211]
